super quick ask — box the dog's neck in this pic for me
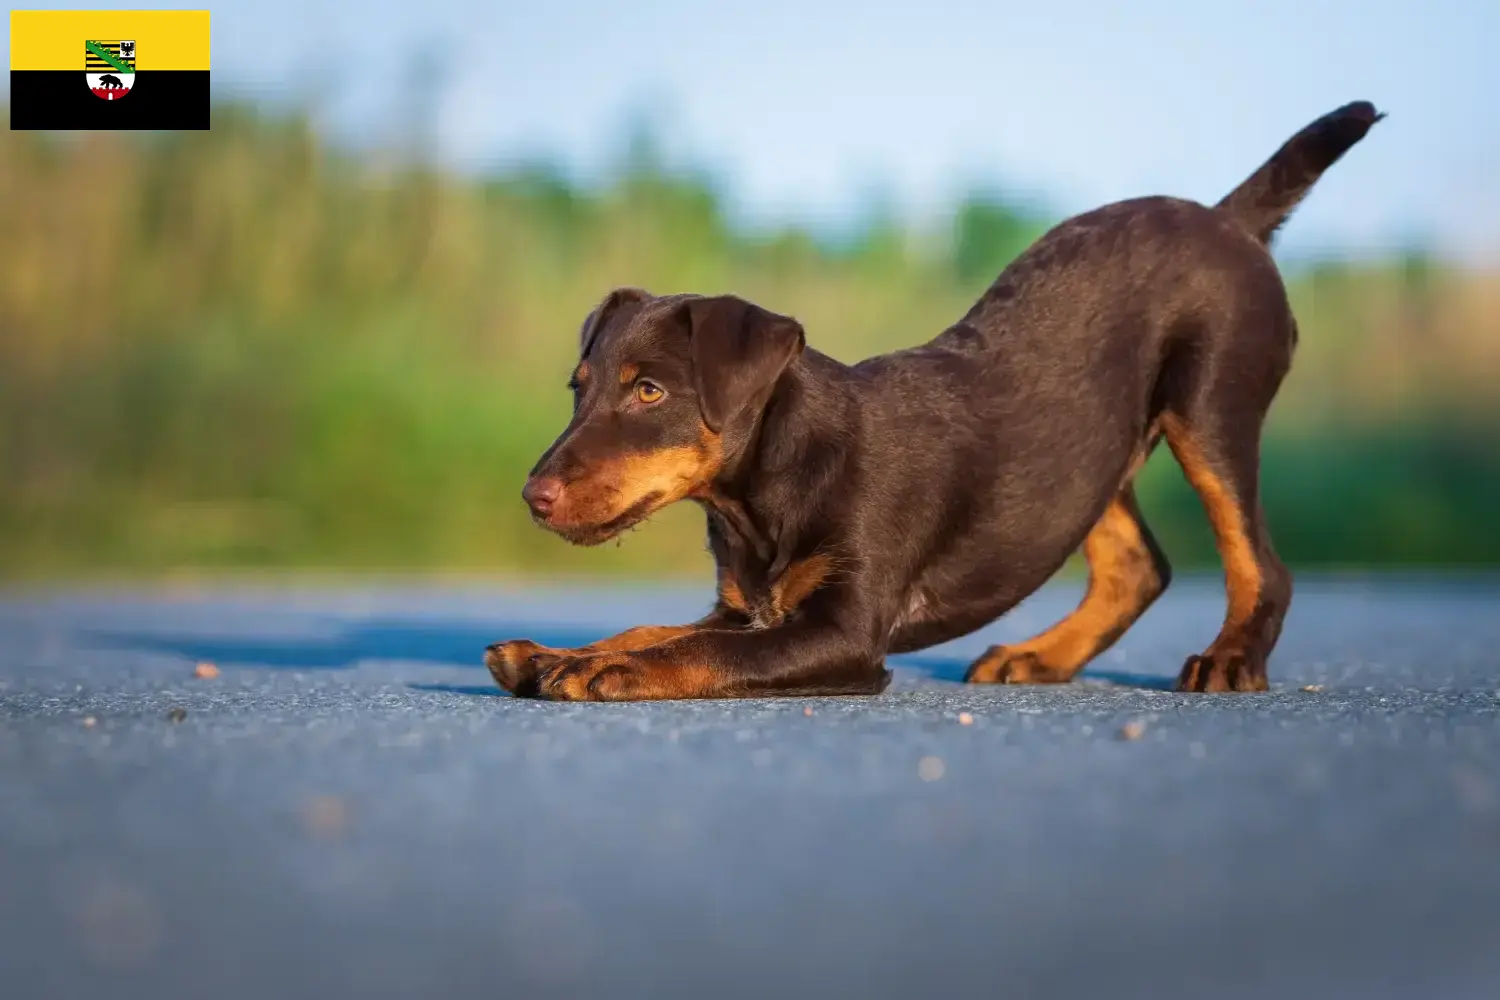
[699,349,859,581]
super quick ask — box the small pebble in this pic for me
[166,707,187,724]
[917,756,946,781]
[957,712,974,726]
[1301,684,1324,693]
[82,716,97,728]
[193,662,220,679]
[803,706,814,716]
[1119,720,1147,741]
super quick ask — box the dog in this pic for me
[486,101,1383,701]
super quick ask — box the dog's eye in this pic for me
[635,381,665,405]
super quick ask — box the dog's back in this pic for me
[859,103,1385,645]
[946,102,1380,497]
[948,101,1383,359]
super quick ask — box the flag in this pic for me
[10,10,210,129]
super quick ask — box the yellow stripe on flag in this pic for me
[9,10,210,71]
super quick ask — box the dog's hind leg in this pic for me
[1161,412,1292,692]
[966,483,1170,685]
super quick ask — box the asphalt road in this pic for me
[2,576,1498,1000]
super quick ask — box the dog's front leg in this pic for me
[486,608,745,695]
[525,617,891,702]
[486,627,692,695]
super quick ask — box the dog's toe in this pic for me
[485,639,563,696]
[1175,651,1268,693]
[964,646,1073,685]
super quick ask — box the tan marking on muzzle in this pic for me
[580,431,724,522]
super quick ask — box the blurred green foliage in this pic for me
[2,101,1498,580]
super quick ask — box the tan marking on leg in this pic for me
[579,624,695,653]
[1021,491,1159,664]
[486,624,698,694]
[967,486,1167,684]
[585,658,723,701]
[1161,414,1260,630]
[545,652,726,702]
[1160,414,1280,693]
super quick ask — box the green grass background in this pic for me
[3,103,1497,581]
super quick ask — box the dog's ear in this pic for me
[578,287,651,358]
[685,295,806,433]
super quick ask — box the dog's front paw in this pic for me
[485,639,564,696]
[535,653,642,702]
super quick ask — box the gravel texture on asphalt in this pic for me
[2,577,1498,999]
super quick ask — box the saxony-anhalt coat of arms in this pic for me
[86,39,135,100]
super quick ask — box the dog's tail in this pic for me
[1217,101,1384,245]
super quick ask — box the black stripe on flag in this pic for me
[9,71,209,129]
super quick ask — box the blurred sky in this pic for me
[6,0,1498,261]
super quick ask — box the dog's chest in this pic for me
[720,552,836,629]
[891,587,935,633]
[728,582,792,630]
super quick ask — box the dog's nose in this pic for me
[522,476,563,518]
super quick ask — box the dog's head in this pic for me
[522,289,805,545]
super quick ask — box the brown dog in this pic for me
[487,101,1383,701]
